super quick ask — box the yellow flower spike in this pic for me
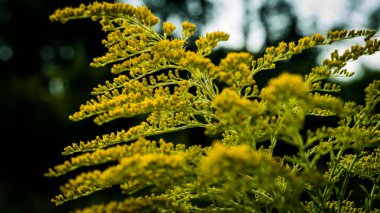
[49,136,197,176]
[253,30,377,77]
[50,2,138,24]
[307,37,380,84]
[98,153,187,187]
[195,31,229,55]
[51,170,104,205]
[63,107,209,155]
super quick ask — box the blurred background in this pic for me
[0,0,379,212]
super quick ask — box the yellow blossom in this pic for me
[261,72,309,107]
[182,21,196,38]
[162,22,176,36]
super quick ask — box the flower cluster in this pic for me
[48,137,206,206]
[47,2,380,212]
[195,31,229,56]
[213,52,256,91]
[307,38,380,83]
[49,2,159,26]
[198,143,303,211]
[339,148,380,180]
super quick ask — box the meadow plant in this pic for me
[46,2,380,212]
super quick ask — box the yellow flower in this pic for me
[261,72,309,106]
[182,21,196,38]
[214,52,255,90]
[162,22,176,36]
[195,31,229,55]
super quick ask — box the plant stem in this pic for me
[337,154,359,213]
[367,176,380,212]
[321,145,345,209]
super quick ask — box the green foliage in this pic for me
[47,2,380,212]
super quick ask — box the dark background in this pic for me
[0,0,379,212]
